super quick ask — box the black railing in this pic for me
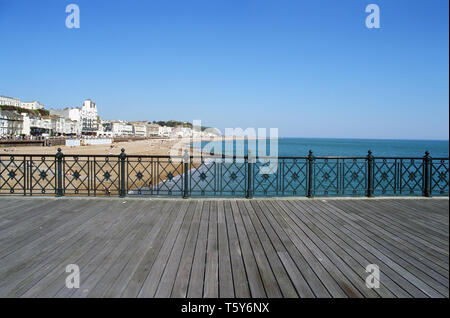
[0,148,448,198]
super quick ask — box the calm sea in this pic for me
[195,138,449,158]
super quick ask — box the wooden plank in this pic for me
[274,200,365,298]
[242,200,297,298]
[223,200,250,298]
[263,200,348,298]
[19,200,146,297]
[171,201,203,298]
[186,201,210,298]
[102,201,173,297]
[217,200,234,298]
[312,200,443,297]
[203,201,219,298]
[120,201,181,297]
[137,201,190,297]
[255,200,330,298]
[87,200,167,297]
[230,200,266,298]
[332,200,449,279]
[154,201,196,297]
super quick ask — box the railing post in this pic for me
[366,150,374,197]
[246,150,254,199]
[56,148,64,197]
[423,151,431,197]
[183,150,189,198]
[119,148,126,197]
[307,150,314,198]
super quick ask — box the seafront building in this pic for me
[0,95,21,107]
[49,99,98,135]
[1,93,220,139]
[0,109,23,136]
[21,101,44,110]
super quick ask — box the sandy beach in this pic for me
[0,136,258,157]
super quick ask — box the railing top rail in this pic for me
[1,153,449,160]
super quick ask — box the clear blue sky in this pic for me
[0,0,448,139]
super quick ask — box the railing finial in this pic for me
[183,149,190,162]
[56,148,63,159]
[119,148,126,159]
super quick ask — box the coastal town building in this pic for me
[0,109,23,136]
[158,126,173,137]
[1,93,222,139]
[129,122,147,137]
[20,101,44,110]
[0,95,21,107]
[80,99,99,133]
[49,99,98,135]
[146,123,160,137]
[105,120,133,136]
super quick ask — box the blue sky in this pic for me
[0,0,448,139]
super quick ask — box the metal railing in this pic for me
[0,149,448,198]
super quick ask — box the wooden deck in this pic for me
[0,197,448,298]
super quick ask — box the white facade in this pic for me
[173,126,193,138]
[80,99,98,132]
[21,101,44,110]
[21,113,31,135]
[49,99,98,134]
[111,121,133,136]
[132,123,147,137]
[0,95,21,107]
[50,107,81,122]
[158,126,174,137]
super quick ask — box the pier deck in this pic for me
[0,197,448,298]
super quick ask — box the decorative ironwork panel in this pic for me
[30,156,56,195]
[93,157,120,196]
[63,156,91,195]
[189,160,218,196]
[280,158,307,196]
[341,159,367,196]
[253,160,279,196]
[313,158,340,196]
[127,157,154,196]
[399,159,424,195]
[431,159,449,196]
[154,158,184,196]
[216,160,247,197]
[373,158,399,195]
[0,155,27,195]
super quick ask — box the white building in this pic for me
[173,126,193,138]
[146,123,160,137]
[21,113,31,136]
[28,115,52,136]
[110,121,133,136]
[50,99,98,135]
[0,110,23,136]
[158,126,174,137]
[80,99,98,133]
[50,107,80,121]
[0,95,21,107]
[130,122,147,137]
[21,101,44,110]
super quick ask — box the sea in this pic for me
[193,138,449,158]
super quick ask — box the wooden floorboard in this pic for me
[0,197,448,298]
